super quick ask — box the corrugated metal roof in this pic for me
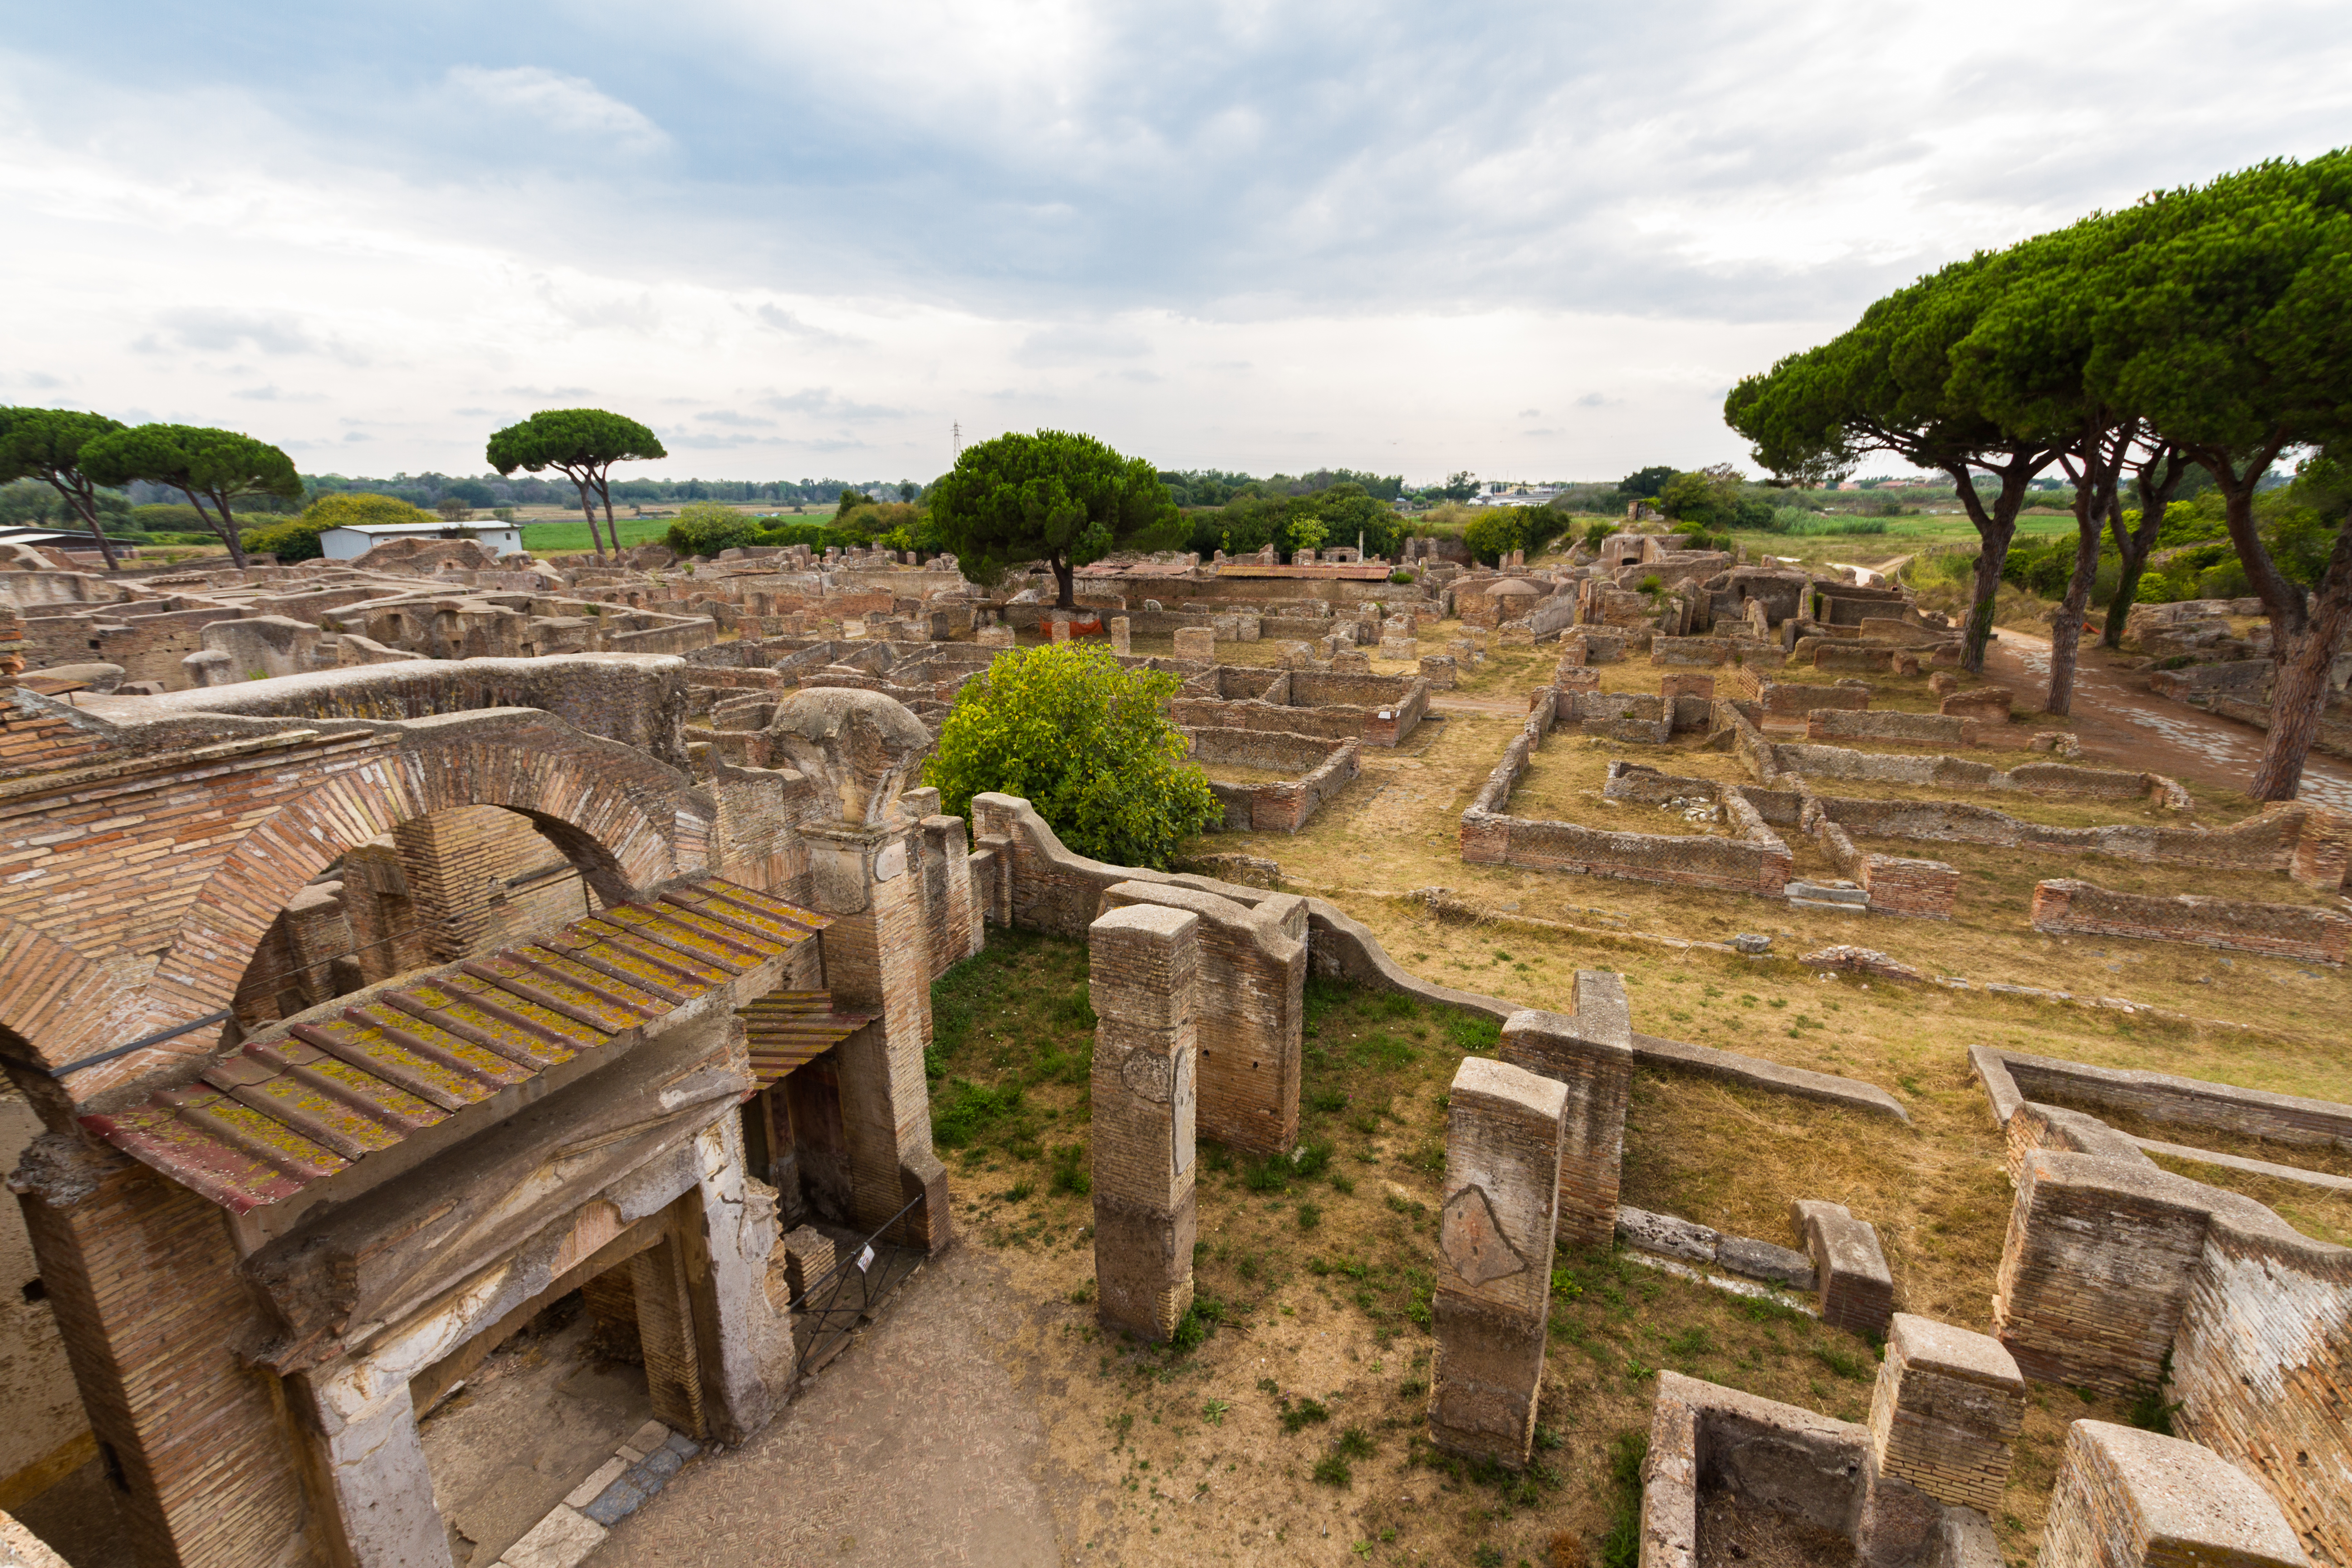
[741,991,875,1089]
[83,878,834,1215]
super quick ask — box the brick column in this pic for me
[11,1137,311,1568]
[630,1235,708,1437]
[1991,1153,2208,1396]
[1498,971,1632,1253]
[1867,1313,2025,1514]
[1430,1057,1568,1469]
[920,814,980,977]
[2036,1421,2305,1568]
[804,822,952,1253]
[1088,904,1200,1342]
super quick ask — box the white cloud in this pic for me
[443,66,666,153]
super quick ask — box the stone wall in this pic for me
[1807,709,1976,748]
[1187,727,1360,834]
[1975,1057,2352,1564]
[1811,795,2348,889]
[2031,878,2352,964]
[1098,881,1304,1156]
[1088,904,1200,1342]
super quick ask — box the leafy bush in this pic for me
[666,500,765,557]
[1279,1396,1330,1433]
[1461,505,1568,567]
[1311,1454,1352,1487]
[1388,568,1414,584]
[926,643,1220,870]
[931,1078,1025,1147]
[244,490,438,562]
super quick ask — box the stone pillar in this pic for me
[1048,617,1072,644]
[1110,616,1131,654]
[919,813,981,977]
[1430,1057,1568,1469]
[805,823,950,1250]
[1173,626,1215,659]
[1498,972,1632,1253]
[1867,1313,2025,1514]
[1793,1199,1896,1340]
[1089,904,1200,1342]
[2036,1421,2305,1568]
[768,690,953,1253]
[1991,1153,2208,1396]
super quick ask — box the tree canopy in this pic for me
[924,643,1219,869]
[79,423,300,571]
[0,408,130,571]
[1726,147,2352,797]
[927,430,1174,607]
[485,408,666,559]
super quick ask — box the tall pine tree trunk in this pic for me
[1052,553,1076,609]
[2045,512,2102,715]
[2249,512,2352,800]
[1962,514,2015,675]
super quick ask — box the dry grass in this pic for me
[922,603,2352,1566]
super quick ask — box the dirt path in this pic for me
[599,1249,1063,1568]
[1983,629,2352,810]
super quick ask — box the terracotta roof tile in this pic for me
[83,877,814,1215]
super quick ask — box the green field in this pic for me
[517,505,841,555]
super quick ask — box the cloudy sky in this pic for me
[5,2,2348,487]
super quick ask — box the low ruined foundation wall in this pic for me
[2031,877,2352,965]
[1464,694,1792,896]
[1978,1045,2352,1152]
[1808,708,1975,748]
[1810,795,2341,884]
[1190,728,1360,834]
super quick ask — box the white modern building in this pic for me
[316,520,526,561]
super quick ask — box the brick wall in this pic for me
[1982,1085,2352,1565]
[1191,729,1360,834]
[12,1137,311,1568]
[1807,709,1971,747]
[1497,976,1632,1252]
[1098,882,1304,1156]
[2031,878,2352,964]
[0,697,709,1101]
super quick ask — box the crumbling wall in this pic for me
[2031,878,2352,964]
[1188,727,1359,833]
[1976,1060,2352,1564]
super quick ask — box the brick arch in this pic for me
[34,711,714,1100]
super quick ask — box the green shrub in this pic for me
[1311,1454,1352,1487]
[665,500,765,557]
[1049,1143,1091,1195]
[1388,568,1414,584]
[926,644,1219,870]
[243,490,438,562]
[1279,1397,1330,1433]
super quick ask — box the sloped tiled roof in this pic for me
[83,878,831,1215]
[741,990,875,1088]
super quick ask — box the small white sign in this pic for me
[856,1244,876,1274]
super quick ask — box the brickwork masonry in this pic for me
[2030,877,2351,965]
[1974,1053,2352,1565]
